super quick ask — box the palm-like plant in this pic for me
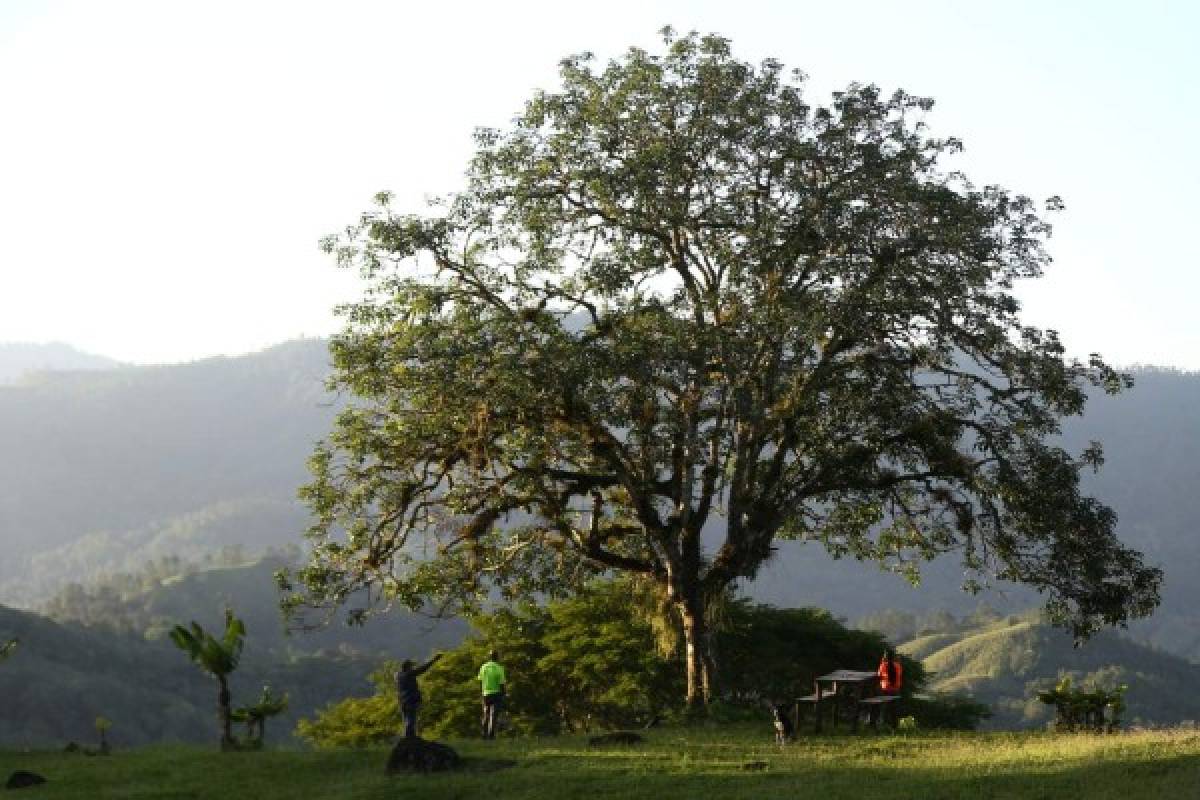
[0,638,17,663]
[232,684,289,748]
[169,609,246,750]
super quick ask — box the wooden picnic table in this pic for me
[797,669,879,733]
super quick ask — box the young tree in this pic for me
[282,30,1160,709]
[169,610,246,750]
[232,684,289,748]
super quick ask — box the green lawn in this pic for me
[3,726,1199,799]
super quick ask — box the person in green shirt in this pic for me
[477,650,506,739]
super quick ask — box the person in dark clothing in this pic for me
[396,652,443,738]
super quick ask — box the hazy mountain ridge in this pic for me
[6,496,309,605]
[0,338,335,603]
[41,555,468,657]
[2,339,1199,661]
[0,342,122,384]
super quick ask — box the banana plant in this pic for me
[232,684,289,748]
[169,610,246,750]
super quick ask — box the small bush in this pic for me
[1036,677,1126,733]
[905,694,992,731]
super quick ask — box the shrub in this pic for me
[295,580,961,743]
[295,664,400,748]
[1036,676,1126,732]
[718,604,926,704]
[904,694,992,730]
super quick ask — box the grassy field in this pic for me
[2,726,1199,799]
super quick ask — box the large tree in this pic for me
[283,31,1160,708]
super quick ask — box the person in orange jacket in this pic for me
[878,649,903,695]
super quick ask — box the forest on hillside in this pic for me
[3,547,1197,746]
[1,340,1199,746]
[1,567,981,747]
[0,556,464,747]
[8,556,1196,749]
[0,339,332,605]
[1,341,1199,658]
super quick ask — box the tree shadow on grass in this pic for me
[5,738,1197,800]
[508,744,1200,800]
[794,751,1200,800]
[458,756,519,773]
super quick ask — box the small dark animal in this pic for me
[771,704,794,745]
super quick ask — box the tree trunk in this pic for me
[217,675,235,750]
[678,587,713,713]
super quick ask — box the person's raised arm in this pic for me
[415,651,443,676]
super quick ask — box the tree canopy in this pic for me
[283,30,1160,706]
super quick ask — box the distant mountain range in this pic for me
[2,340,1199,744]
[0,342,121,384]
[1,338,1199,663]
[896,612,1200,729]
[0,339,333,603]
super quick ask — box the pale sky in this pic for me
[1,0,1197,367]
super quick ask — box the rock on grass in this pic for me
[384,737,461,774]
[6,771,47,790]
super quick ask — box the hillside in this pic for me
[0,557,466,747]
[42,555,468,657]
[0,339,334,604]
[899,615,1200,729]
[2,339,1200,661]
[0,602,377,747]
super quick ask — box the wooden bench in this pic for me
[858,695,901,730]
